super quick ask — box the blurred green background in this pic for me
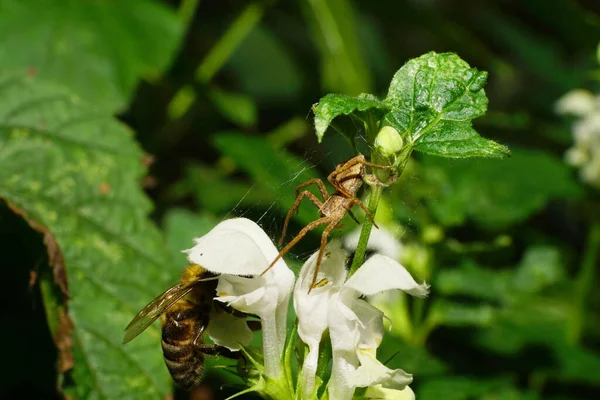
[0,0,599,399]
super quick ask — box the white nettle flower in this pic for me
[556,89,600,187]
[294,241,429,400]
[185,217,295,378]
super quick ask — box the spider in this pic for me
[261,154,394,292]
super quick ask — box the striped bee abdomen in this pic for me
[161,301,206,390]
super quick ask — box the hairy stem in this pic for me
[568,221,600,343]
[348,184,382,276]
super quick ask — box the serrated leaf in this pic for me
[424,148,582,229]
[313,93,389,142]
[0,0,183,112]
[0,72,174,398]
[384,52,508,158]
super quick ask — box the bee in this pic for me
[123,264,239,390]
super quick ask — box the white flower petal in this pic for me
[206,310,253,351]
[344,254,429,298]
[294,241,347,397]
[365,385,415,400]
[352,299,385,349]
[347,348,413,390]
[555,89,596,116]
[184,218,285,276]
[344,225,403,260]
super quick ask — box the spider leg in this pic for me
[327,162,360,199]
[346,209,360,225]
[295,178,329,201]
[355,159,395,170]
[308,220,339,294]
[329,156,395,198]
[350,197,379,229]
[280,191,324,245]
[261,216,331,276]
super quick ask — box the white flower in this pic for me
[185,218,295,378]
[556,89,600,188]
[365,385,416,400]
[344,225,403,260]
[555,89,598,116]
[294,241,429,400]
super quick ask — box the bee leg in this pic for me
[214,301,260,320]
[197,344,242,360]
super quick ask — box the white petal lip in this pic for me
[344,254,429,298]
[184,218,286,276]
[206,310,253,351]
[347,349,413,389]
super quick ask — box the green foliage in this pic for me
[314,52,509,159]
[2,1,600,399]
[0,0,183,112]
[313,93,388,142]
[424,148,582,228]
[0,72,173,398]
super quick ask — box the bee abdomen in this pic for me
[163,349,205,390]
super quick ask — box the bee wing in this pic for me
[122,282,195,344]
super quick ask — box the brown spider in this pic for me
[260,154,393,292]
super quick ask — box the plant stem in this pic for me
[348,184,382,276]
[568,221,600,344]
[177,0,200,28]
[196,2,265,83]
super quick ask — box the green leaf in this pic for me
[511,246,564,295]
[0,72,173,398]
[0,0,183,112]
[430,300,495,327]
[208,87,257,128]
[384,52,508,159]
[435,246,564,302]
[228,25,302,101]
[162,208,217,265]
[424,148,582,229]
[553,344,600,384]
[435,261,511,302]
[313,93,389,142]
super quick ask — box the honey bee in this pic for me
[123,264,239,390]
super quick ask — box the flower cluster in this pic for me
[556,89,600,188]
[185,218,428,400]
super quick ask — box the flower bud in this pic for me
[374,126,403,157]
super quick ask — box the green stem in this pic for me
[568,221,600,343]
[348,184,382,276]
[196,2,265,83]
[177,0,200,28]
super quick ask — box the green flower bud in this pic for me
[374,126,403,157]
